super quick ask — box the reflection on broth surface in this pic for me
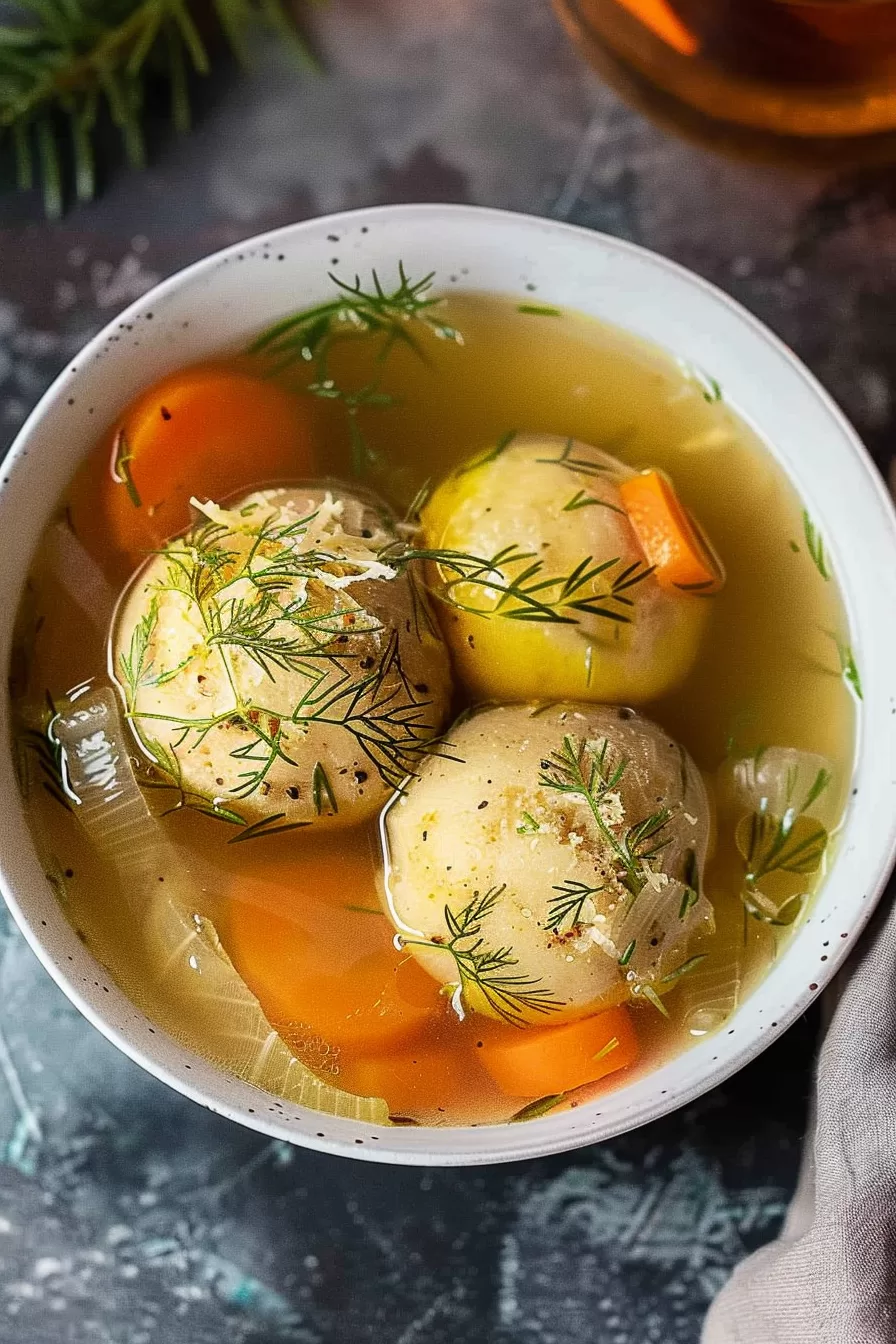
[11,275,856,1127]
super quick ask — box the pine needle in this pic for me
[0,0,314,215]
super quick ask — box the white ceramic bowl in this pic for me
[2,205,895,1166]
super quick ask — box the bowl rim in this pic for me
[2,201,895,1166]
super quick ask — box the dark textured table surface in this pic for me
[1,2,895,1340]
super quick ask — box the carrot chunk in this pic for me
[615,0,700,56]
[224,857,442,1054]
[339,1043,474,1119]
[70,364,313,576]
[619,469,724,593]
[479,1005,638,1098]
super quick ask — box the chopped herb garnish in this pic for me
[618,938,636,967]
[660,953,707,984]
[640,984,669,1017]
[735,760,831,924]
[739,810,828,888]
[517,304,563,317]
[122,507,444,809]
[833,637,862,701]
[111,427,141,507]
[509,1093,566,1122]
[678,886,699,920]
[592,1036,620,1064]
[802,511,830,580]
[516,811,540,835]
[312,760,338,816]
[118,595,161,709]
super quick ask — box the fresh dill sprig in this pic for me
[16,692,70,810]
[117,594,159,709]
[249,265,460,369]
[402,886,562,1027]
[535,437,616,478]
[739,808,829,890]
[736,763,831,922]
[123,502,444,817]
[539,735,671,897]
[140,737,246,826]
[386,543,652,627]
[618,939,636,967]
[0,0,313,217]
[248,265,462,476]
[454,430,517,477]
[562,489,625,515]
[545,879,606,935]
[229,720,298,799]
[227,813,311,844]
[802,511,830,580]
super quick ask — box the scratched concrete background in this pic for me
[1,1,895,1340]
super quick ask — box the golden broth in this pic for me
[10,288,856,1126]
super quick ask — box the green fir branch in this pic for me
[0,0,313,216]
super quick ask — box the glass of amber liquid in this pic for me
[555,0,896,161]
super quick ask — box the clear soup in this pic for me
[10,277,856,1127]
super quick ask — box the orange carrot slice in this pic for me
[479,1006,638,1098]
[619,469,724,593]
[225,856,442,1054]
[69,364,313,577]
[615,0,699,56]
[339,1042,475,1119]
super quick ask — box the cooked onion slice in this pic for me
[720,746,837,925]
[610,875,711,987]
[721,746,838,830]
[44,522,115,637]
[680,950,742,1036]
[52,686,389,1123]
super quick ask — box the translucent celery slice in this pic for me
[53,686,389,1124]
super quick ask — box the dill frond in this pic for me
[401,886,562,1027]
[248,264,463,477]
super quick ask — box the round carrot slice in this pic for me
[478,1005,638,1098]
[69,364,313,576]
[224,856,442,1054]
[338,1041,474,1120]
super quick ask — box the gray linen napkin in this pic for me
[702,890,896,1344]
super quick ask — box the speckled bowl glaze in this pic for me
[1,205,895,1166]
